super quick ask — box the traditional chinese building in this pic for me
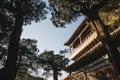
[64,18,120,80]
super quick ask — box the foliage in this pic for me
[99,0,120,28]
[16,73,44,80]
[0,0,48,79]
[0,38,39,79]
[17,39,39,78]
[0,0,48,25]
[48,0,120,77]
[0,38,8,66]
[0,7,14,41]
[38,50,69,80]
[0,12,14,66]
[48,0,120,27]
[99,9,120,31]
[100,0,120,12]
[0,6,14,63]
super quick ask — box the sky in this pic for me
[21,15,84,80]
[21,1,84,79]
[21,16,84,54]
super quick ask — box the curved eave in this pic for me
[69,26,120,60]
[64,18,88,46]
[65,31,120,72]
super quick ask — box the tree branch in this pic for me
[70,1,88,14]
[93,0,109,10]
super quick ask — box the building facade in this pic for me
[64,18,120,80]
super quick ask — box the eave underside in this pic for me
[66,45,105,72]
[66,32,120,72]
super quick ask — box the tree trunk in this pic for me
[53,69,58,80]
[86,9,120,79]
[0,11,23,80]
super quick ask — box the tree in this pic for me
[48,0,120,78]
[0,38,39,79]
[0,9,14,67]
[16,73,44,80]
[38,50,69,80]
[16,39,39,78]
[0,38,8,66]
[0,0,47,80]
[99,9,120,31]
[0,1,15,40]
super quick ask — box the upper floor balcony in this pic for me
[70,31,97,60]
[70,26,120,60]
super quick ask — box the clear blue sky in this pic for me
[21,1,84,79]
[21,16,84,54]
[21,15,84,80]
[21,0,84,54]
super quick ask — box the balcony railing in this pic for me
[70,26,120,60]
[70,32,97,60]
